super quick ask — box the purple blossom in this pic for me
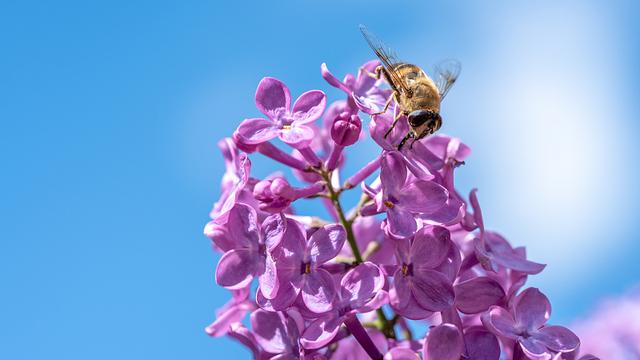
[483,288,580,358]
[235,77,326,149]
[262,221,346,313]
[391,226,455,319]
[251,309,304,359]
[321,60,389,114]
[301,262,387,349]
[213,203,285,295]
[375,151,448,238]
[203,62,583,360]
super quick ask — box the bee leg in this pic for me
[397,132,413,151]
[383,111,403,138]
[363,65,384,80]
[371,91,397,116]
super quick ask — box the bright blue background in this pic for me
[1,0,638,358]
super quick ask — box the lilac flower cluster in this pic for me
[204,61,591,359]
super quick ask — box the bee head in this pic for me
[408,109,442,135]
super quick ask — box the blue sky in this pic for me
[1,0,638,358]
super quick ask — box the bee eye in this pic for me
[408,110,430,127]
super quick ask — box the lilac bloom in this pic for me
[483,288,580,359]
[205,287,256,337]
[468,189,546,274]
[392,226,455,319]
[301,262,387,349]
[377,151,448,238]
[207,138,252,224]
[321,60,389,114]
[423,323,464,360]
[213,203,285,294]
[251,309,304,360]
[263,220,346,313]
[236,77,326,149]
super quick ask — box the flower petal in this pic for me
[236,117,279,145]
[307,224,346,265]
[463,327,501,360]
[481,305,519,339]
[262,212,287,251]
[278,124,314,148]
[513,288,551,332]
[397,181,448,214]
[256,281,300,311]
[321,63,351,93]
[384,347,420,360]
[215,249,257,289]
[301,269,336,313]
[519,337,552,360]
[258,252,279,299]
[301,315,343,349]
[291,90,326,124]
[386,206,417,238]
[454,277,505,314]
[255,77,291,120]
[341,262,385,310]
[411,269,455,312]
[381,151,407,195]
[424,323,463,360]
[250,310,289,353]
[205,301,254,337]
[393,291,434,320]
[534,325,580,352]
[224,203,260,248]
[393,269,411,310]
[411,226,451,268]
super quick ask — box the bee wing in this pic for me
[433,59,461,100]
[359,24,411,94]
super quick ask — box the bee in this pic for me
[359,25,461,150]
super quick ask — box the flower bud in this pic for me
[331,112,361,146]
[253,177,295,213]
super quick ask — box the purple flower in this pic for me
[483,288,580,358]
[262,221,346,313]
[207,138,252,224]
[469,189,546,274]
[321,60,389,114]
[205,287,256,337]
[375,151,448,238]
[301,262,387,349]
[251,309,304,359]
[213,203,285,294]
[392,226,455,319]
[236,77,326,149]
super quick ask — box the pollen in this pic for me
[282,124,292,130]
[304,262,311,274]
[384,200,394,208]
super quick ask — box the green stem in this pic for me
[322,171,363,264]
[321,169,394,338]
